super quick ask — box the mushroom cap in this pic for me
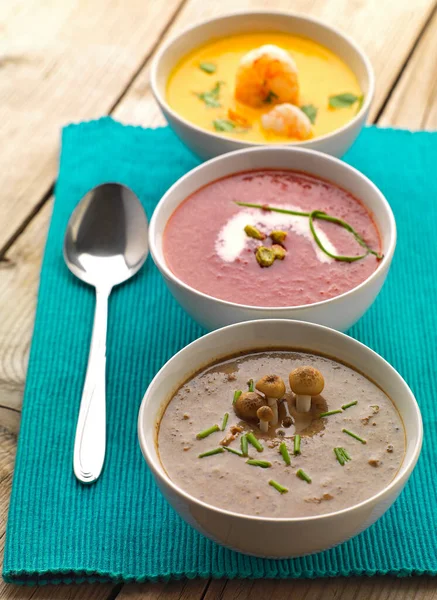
[234,391,266,421]
[257,405,274,422]
[289,366,324,396]
[255,374,286,399]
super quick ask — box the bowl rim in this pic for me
[138,319,423,524]
[149,145,397,313]
[150,9,375,148]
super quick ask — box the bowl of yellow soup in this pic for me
[151,12,374,159]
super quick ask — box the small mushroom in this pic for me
[257,405,274,433]
[255,375,286,426]
[234,391,266,421]
[289,366,324,413]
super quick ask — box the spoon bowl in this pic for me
[64,183,149,484]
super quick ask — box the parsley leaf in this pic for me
[195,81,224,108]
[300,104,317,124]
[213,119,236,132]
[264,90,279,104]
[199,62,217,74]
[329,93,361,109]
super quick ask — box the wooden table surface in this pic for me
[1,0,437,598]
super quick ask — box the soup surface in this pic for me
[164,170,381,307]
[166,32,362,142]
[158,350,405,518]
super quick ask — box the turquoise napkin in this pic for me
[3,118,437,584]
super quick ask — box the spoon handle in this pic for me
[73,287,110,484]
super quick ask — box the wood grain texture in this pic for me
[116,579,208,599]
[1,0,437,598]
[379,6,437,129]
[0,0,185,253]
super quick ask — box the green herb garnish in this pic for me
[199,62,216,74]
[233,390,242,405]
[224,446,244,457]
[248,379,254,392]
[334,447,351,466]
[221,412,229,431]
[356,94,365,113]
[246,432,263,452]
[269,479,288,494]
[319,409,343,418]
[246,459,271,468]
[342,400,358,410]
[235,202,383,263]
[279,441,291,466]
[294,434,301,455]
[329,92,362,109]
[342,428,367,444]
[196,424,220,440]
[195,81,224,108]
[264,90,278,103]
[241,434,248,456]
[370,405,380,413]
[300,104,317,124]
[198,447,224,458]
[213,119,235,132]
[296,468,311,483]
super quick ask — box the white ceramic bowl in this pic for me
[138,319,422,558]
[151,11,375,160]
[149,146,396,332]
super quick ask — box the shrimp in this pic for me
[235,45,299,108]
[261,103,312,140]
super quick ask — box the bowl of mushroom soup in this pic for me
[138,319,422,558]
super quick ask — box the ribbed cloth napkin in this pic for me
[3,118,437,584]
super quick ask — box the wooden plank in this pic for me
[0,200,53,408]
[116,579,209,599]
[113,0,436,125]
[379,7,437,129]
[205,577,437,599]
[0,0,185,253]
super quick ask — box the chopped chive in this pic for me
[279,442,291,466]
[224,446,244,457]
[198,447,224,458]
[246,432,263,452]
[342,448,351,460]
[342,400,358,410]
[319,409,343,417]
[246,459,271,468]
[296,468,311,483]
[342,428,367,444]
[294,434,301,455]
[233,390,242,405]
[199,62,216,74]
[221,412,229,431]
[196,424,220,440]
[240,434,248,456]
[334,447,351,466]
[248,378,254,392]
[269,479,288,494]
[334,447,344,466]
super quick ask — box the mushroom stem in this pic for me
[267,397,278,425]
[296,394,311,413]
[259,420,269,433]
[280,399,293,427]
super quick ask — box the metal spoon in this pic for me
[63,183,149,484]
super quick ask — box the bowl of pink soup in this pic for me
[149,147,396,331]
